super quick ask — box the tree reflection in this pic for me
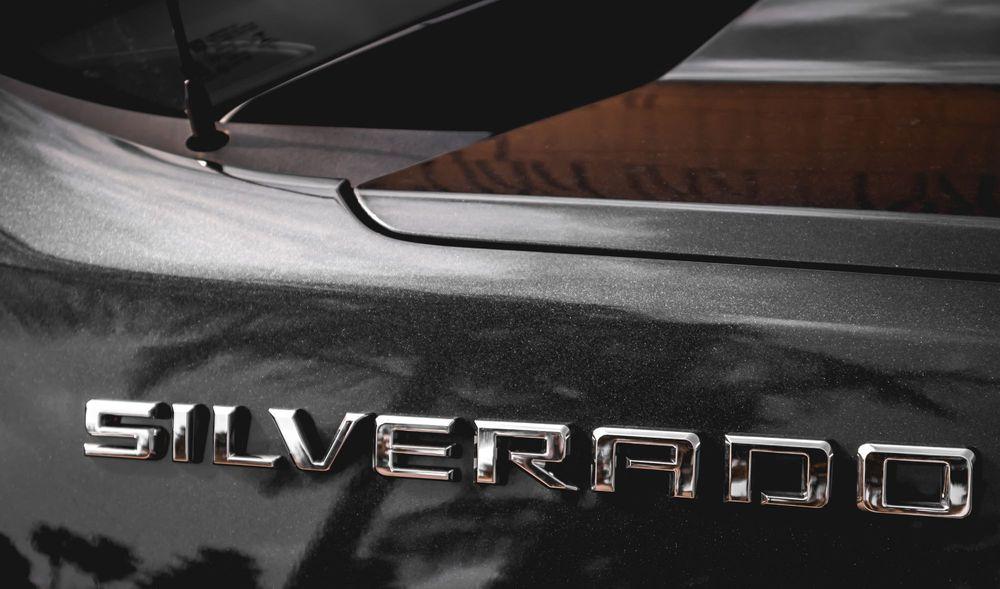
[138,548,261,588]
[31,525,137,587]
[0,533,32,589]
[4,243,999,586]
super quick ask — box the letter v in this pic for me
[269,409,370,471]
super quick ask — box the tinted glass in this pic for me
[1,0,468,115]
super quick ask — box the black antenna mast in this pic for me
[166,0,229,152]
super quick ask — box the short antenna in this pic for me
[166,0,229,152]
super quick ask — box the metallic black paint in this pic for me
[355,189,1000,278]
[1,86,999,587]
[0,75,488,186]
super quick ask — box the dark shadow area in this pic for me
[31,524,137,587]
[25,525,263,589]
[138,548,262,588]
[233,0,755,132]
[0,533,33,589]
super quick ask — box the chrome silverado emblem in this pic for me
[83,400,975,519]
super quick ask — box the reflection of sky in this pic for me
[668,0,1000,83]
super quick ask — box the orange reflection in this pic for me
[365,82,1000,216]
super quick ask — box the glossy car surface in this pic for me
[1,0,999,587]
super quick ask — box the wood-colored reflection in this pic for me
[365,82,1000,216]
